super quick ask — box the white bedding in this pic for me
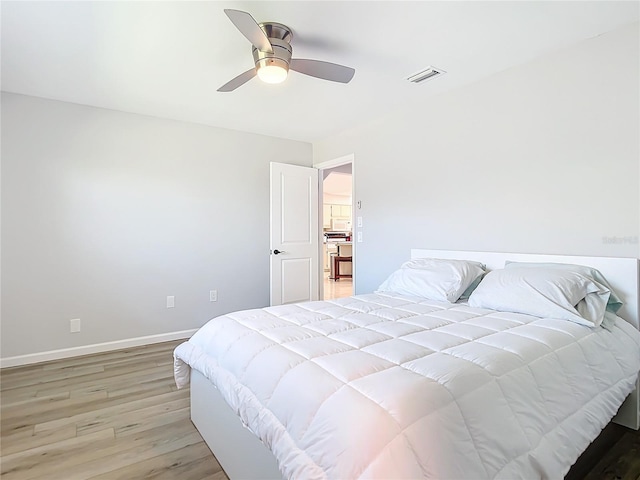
[174,293,640,479]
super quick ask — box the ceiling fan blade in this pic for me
[289,59,355,83]
[224,9,273,54]
[217,68,257,92]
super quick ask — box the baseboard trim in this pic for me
[0,330,197,368]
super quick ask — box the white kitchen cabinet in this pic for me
[323,204,352,230]
[327,204,352,219]
[323,204,332,228]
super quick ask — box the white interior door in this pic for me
[270,162,319,306]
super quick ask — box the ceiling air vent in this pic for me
[407,66,446,84]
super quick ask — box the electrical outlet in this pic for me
[166,296,175,308]
[357,231,363,243]
[210,290,218,302]
[70,318,81,333]
[357,216,363,227]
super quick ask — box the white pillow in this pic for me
[504,261,623,313]
[468,267,611,327]
[377,258,486,303]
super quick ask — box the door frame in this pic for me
[315,153,356,299]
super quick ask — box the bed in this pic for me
[174,249,640,479]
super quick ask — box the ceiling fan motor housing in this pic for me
[253,22,293,70]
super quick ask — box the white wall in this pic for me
[314,23,639,294]
[1,93,312,359]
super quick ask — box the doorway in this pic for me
[316,155,355,300]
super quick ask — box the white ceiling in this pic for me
[324,172,352,197]
[2,1,638,143]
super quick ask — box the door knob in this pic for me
[273,249,284,255]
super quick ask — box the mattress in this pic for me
[174,293,640,479]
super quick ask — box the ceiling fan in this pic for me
[218,9,355,92]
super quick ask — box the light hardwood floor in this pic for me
[323,275,352,300]
[0,340,227,480]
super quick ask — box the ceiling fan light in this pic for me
[257,64,288,84]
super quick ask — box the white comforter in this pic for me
[174,293,640,480]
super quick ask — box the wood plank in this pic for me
[106,376,179,398]
[0,365,105,390]
[87,442,223,480]
[1,367,171,404]
[1,391,107,423]
[33,388,187,434]
[76,397,190,436]
[1,423,77,456]
[35,421,203,480]
[0,391,69,410]
[0,428,116,479]
[0,423,33,439]
[29,364,173,397]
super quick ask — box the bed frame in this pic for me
[191,369,282,479]
[190,249,640,479]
